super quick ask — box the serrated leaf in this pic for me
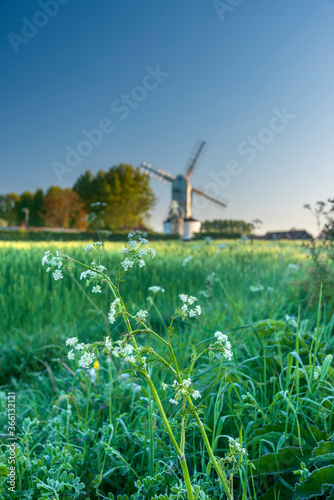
[294,465,334,499]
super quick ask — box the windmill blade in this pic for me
[185,140,206,179]
[192,187,227,208]
[140,162,175,184]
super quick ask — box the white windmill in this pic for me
[140,141,227,239]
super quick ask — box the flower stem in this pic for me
[144,374,194,500]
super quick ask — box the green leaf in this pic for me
[250,447,312,475]
[294,465,334,499]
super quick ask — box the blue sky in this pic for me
[1,0,334,234]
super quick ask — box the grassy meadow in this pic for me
[1,239,334,499]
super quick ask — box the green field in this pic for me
[1,239,334,499]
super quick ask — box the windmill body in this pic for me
[140,141,226,240]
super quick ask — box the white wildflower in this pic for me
[192,390,201,400]
[169,399,179,405]
[139,238,149,245]
[148,248,156,258]
[121,258,134,271]
[128,232,134,238]
[84,244,93,253]
[182,256,192,266]
[67,350,75,360]
[139,259,145,267]
[92,285,102,293]
[250,284,264,292]
[179,294,188,302]
[105,336,112,350]
[288,264,299,271]
[162,383,168,390]
[41,251,51,266]
[78,352,95,368]
[183,378,191,388]
[187,296,197,305]
[214,331,227,342]
[75,343,86,351]
[148,286,165,293]
[65,337,78,346]
[108,298,121,324]
[135,309,148,321]
[53,269,63,281]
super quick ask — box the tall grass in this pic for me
[1,239,333,499]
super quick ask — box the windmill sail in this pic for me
[140,140,227,239]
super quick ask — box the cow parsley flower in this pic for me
[139,259,145,267]
[162,383,168,390]
[68,350,75,360]
[182,256,192,266]
[105,336,112,350]
[66,337,78,346]
[75,343,86,351]
[148,286,165,293]
[169,399,179,405]
[78,352,95,368]
[179,294,188,302]
[108,298,121,324]
[214,331,233,360]
[53,269,63,281]
[92,285,101,293]
[192,390,201,400]
[121,258,134,271]
[183,378,191,388]
[135,309,148,322]
[228,437,246,455]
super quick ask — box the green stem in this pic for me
[144,374,194,500]
[188,397,231,499]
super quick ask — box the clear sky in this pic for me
[1,0,334,235]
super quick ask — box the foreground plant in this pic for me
[41,234,236,499]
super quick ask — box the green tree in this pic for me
[0,193,20,225]
[73,164,156,229]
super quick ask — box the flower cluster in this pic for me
[41,250,71,281]
[213,331,233,360]
[177,294,201,320]
[134,309,148,322]
[148,286,165,293]
[165,378,201,405]
[182,255,192,266]
[108,298,122,324]
[65,337,95,367]
[228,437,247,456]
[84,242,103,253]
[104,338,138,365]
[80,263,107,289]
[121,233,156,271]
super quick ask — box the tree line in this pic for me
[0,164,155,230]
[201,219,253,234]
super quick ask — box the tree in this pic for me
[42,187,87,229]
[73,164,156,229]
[0,193,20,225]
[201,219,252,235]
[14,189,46,227]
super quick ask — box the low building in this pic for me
[264,230,313,240]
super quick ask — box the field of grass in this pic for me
[1,239,334,499]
